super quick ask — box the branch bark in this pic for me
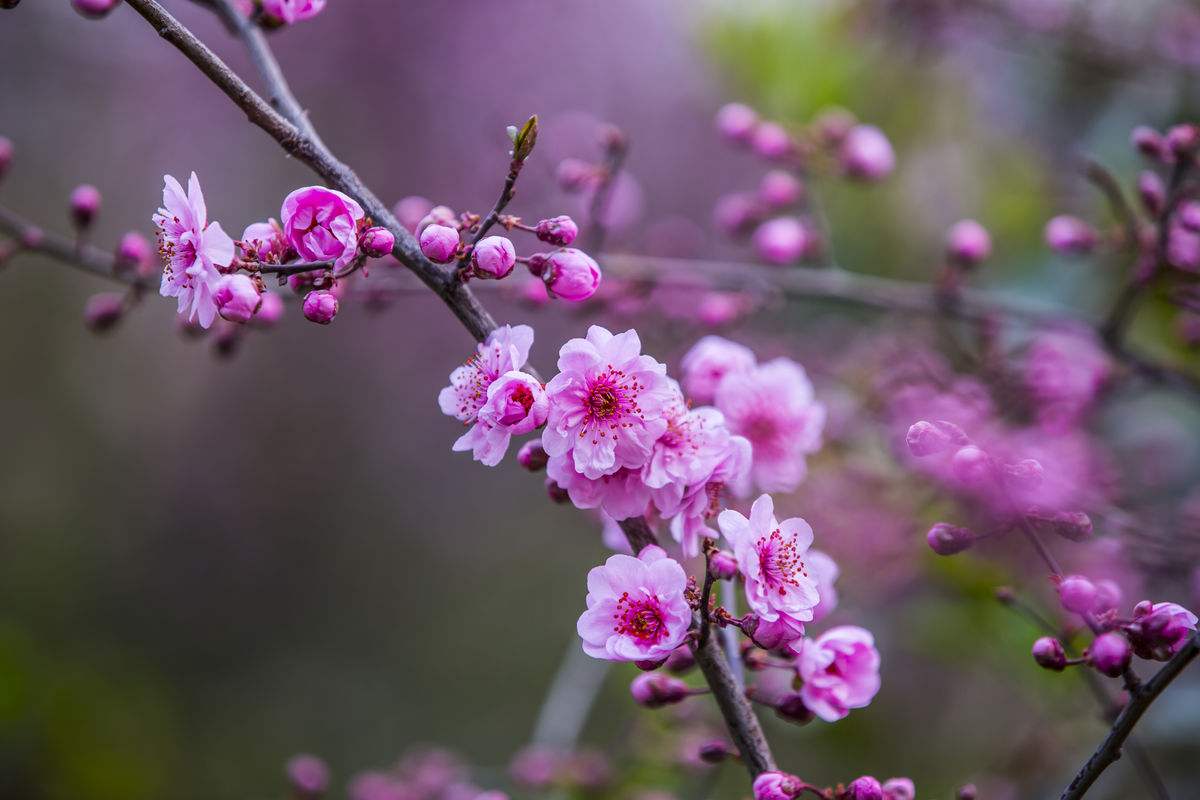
[0,205,144,287]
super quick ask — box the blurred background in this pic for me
[2,1,1200,798]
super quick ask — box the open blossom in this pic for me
[665,434,751,557]
[262,0,326,24]
[281,186,365,271]
[576,545,691,662]
[453,371,548,467]
[716,358,825,494]
[718,494,819,647]
[680,335,756,404]
[542,326,675,480]
[439,323,535,433]
[154,172,235,329]
[790,626,881,722]
[547,458,651,520]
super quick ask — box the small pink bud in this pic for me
[664,645,695,674]
[0,136,11,181]
[20,227,43,249]
[1029,509,1093,542]
[214,274,262,324]
[1179,200,1200,232]
[69,184,101,229]
[516,441,548,471]
[946,219,992,266]
[359,226,394,258]
[1138,171,1166,216]
[84,292,123,332]
[535,215,579,246]
[753,217,810,265]
[556,158,595,192]
[634,656,668,672]
[629,673,691,708]
[708,550,738,580]
[255,291,285,327]
[1002,458,1044,491]
[286,754,330,797]
[774,692,814,724]
[1131,126,1166,160]
[845,776,884,800]
[712,192,763,236]
[261,0,325,25]
[71,0,120,18]
[1166,123,1199,156]
[545,478,570,504]
[419,224,460,264]
[1044,215,1098,254]
[882,778,916,800]
[956,785,978,800]
[905,420,957,456]
[1089,632,1131,678]
[758,170,804,208]
[416,205,457,236]
[840,125,895,181]
[951,445,993,486]
[1092,579,1122,614]
[544,248,602,301]
[696,738,734,764]
[393,196,432,233]
[1057,575,1098,615]
[753,771,803,800]
[1032,636,1067,671]
[751,121,794,161]
[926,523,974,556]
[302,289,338,325]
[471,235,516,280]
[1127,601,1198,660]
[115,231,151,275]
[715,102,759,144]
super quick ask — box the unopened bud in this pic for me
[516,441,548,471]
[534,215,578,247]
[545,478,570,504]
[419,224,460,264]
[471,235,517,280]
[715,102,759,144]
[664,645,695,673]
[255,291,285,327]
[839,125,895,181]
[555,158,594,192]
[926,523,974,556]
[71,0,120,18]
[286,754,330,798]
[905,420,958,457]
[416,205,457,236]
[946,219,992,267]
[84,292,123,332]
[1045,215,1098,254]
[951,445,993,487]
[214,274,262,324]
[1138,171,1166,216]
[774,692,814,724]
[1166,123,1199,156]
[115,231,152,275]
[1032,636,1067,671]
[696,738,734,764]
[882,778,916,800]
[709,550,738,580]
[1180,200,1200,232]
[956,785,978,800]
[359,226,395,258]
[1056,575,1098,615]
[544,248,602,301]
[1002,458,1044,491]
[69,184,101,229]
[758,170,804,208]
[844,776,884,800]
[1028,509,1093,542]
[0,136,11,181]
[302,289,338,325]
[1089,632,1132,677]
[751,121,794,161]
[1131,126,1166,160]
[753,216,811,265]
[630,673,692,708]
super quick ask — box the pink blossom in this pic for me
[840,125,895,181]
[302,290,338,324]
[213,274,261,324]
[576,545,691,662]
[439,324,535,426]
[154,172,235,329]
[680,335,756,404]
[1024,328,1110,430]
[752,771,803,800]
[546,458,651,520]
[716,358,826,494]
[453,371,548,467]
[1127,601,1198,660]
[262,0,326,24]
[715,102,759,144]
[241,220,287,263]
[471,235,517,279]
[807,550,839,623]
[544,249,602,301]
[718,494,820,646]
[753,217,810,265]
[542,326,674,479]
[420,224,460,264]
[791,625,881,722]
[281,186,365,271]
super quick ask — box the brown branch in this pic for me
[0,205,146,288]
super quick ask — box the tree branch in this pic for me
[0,205,145,288]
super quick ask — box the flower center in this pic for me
[756,528,808,596]
[580,366,646,445]
[613,592,666,644]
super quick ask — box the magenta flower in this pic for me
[715,358,826,494]
[262,0,326,24]
[453,371,548,467]
[439,324,535,433]
[576,545,691,662]
[680,335,756,404]
[281,186,365,271]
[718,494,820,646]
[420,223,460,264]
[542,326,675,480]
[544,249,602,301]
[791,625,881,722]
[1127,601,1198,660]
[753,217,811,265]
[153,172,235,329]
[240,220,287,263]
[752,771,803,800]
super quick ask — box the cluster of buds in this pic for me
[752,770,914,800]
[1032,597,1196,677]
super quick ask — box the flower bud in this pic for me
[926,523,974,556]
[255,291,285,327]
[544,248,602,301]
[262,0,325,25]
[286,754,330,797]
[302,289,338,325]
[634,657,668,672]
[882,778,916,800]
[1002,458,1044,491]
[545,478,570,504]
[845,776,884,800]
[471,235,516,280]
[535,215,579,247]
[715,102,759,144]
[758,170,804,208]
[1127,601,1199,660]
[1138,171,1166,216]
[956,785,978,800]
[751,122,794,161]
[69,184,101,229]
[709,550,738,580]
[753,217,810,265]
[840,125,895,181]
[359,226,395,258]
[420,224,460,264]
[951,445,992,487]
[946,219,992,266]
[712,192,763,236]
[630,673,691,708]
[1044,215,1097,254]
[1029,509,1093,542]
[1089,632,1131,678]
[84,292,123,332]
[71,0,120,18]
[1131,126,1166,160]
[1057,575,1098,615]
[774,692,814,724]
[516,441,548,471]
[904,419,963,457]
[115,231,151,275]
[1032,636,1067,671]
[214,274,262,324]
[556,158,595,192]
[664,645,695,673]
[1180,200,1200,232]
[752,771,803,800]
[696,738,734,764]
[1092,579,1122,614]
[0,136,11,182]
[1166,123,1199,156]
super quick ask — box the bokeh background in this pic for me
[2,1,1200,799]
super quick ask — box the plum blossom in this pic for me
[154,172,235,329]
[718,494,820,648]
[680,335,756,404]
[577,545,691,662]
[542,326,675,480]
[240,220,287,263]
[262,0,326,24]
[453,371,548,466]
[791,625,881,722]
[546,458,651,520]
[1023,328,1110,430]
[716,358,825,494]
[807,550,839,623]
[1127,601,1198,660]
[281,186,365,271]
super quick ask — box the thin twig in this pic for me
[0,205,145,288]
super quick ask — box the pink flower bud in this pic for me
[255,291,285,327]
[956,785,978,800]
[84,292,123,333]
[261,0,326,25]
[753,771,803,800]
[1092,579,1122,614]
[1131,126,1166,160]
[664,645,695,674]
[115,231,151,275]
[1180,200,1200,232]
[845,776,885,800]
[708,550,738,580]
[69,184,101,229]
[840,125,895,181]
[951,445,993,486]
[359,226,394,258]
[544,248,602,301]
[534,215,579,247]
[1029,509,1093,542]
[420,224,460,264]
[696,739,733,764]
[751,122,794,161]
[214,274,262,324]
[556,158,595,192]
[1166,123,1199,156]
[286,754,330,797]
[416,205,457,236]
[882,778,916,800]
[946,219,992,266]
[1002,458,1044,491]
[905,419,962,456]
[758,170,804,208]
[1032,636,1067,671]
[1089,632,1131,677]
[302,289,338,325]
[712,192,763,236]
[774,692,814,724]
[545,478,570,504]
[629,673,691,708]
[471,235,516,280]
[0,136,11,182]
[715,102,759,144]
[517,441,548,471]
[1127,601,1198,660]
[71,0,120,18]
[753,217,810,264]
[926,523,974,556]
[1057,575,1098,615]
[1138,171,1166,216]
[393,195,432,233]
[1044,215,1098,254]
